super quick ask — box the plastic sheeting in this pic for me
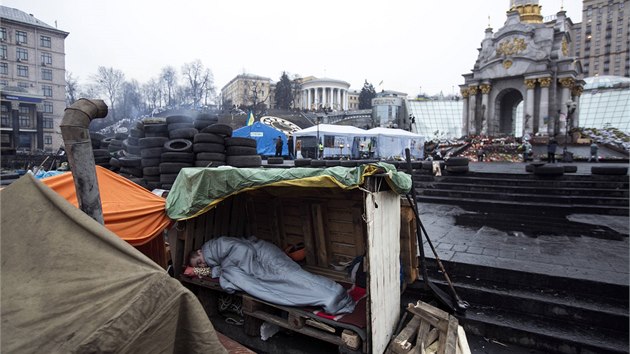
[232,121,288,156]
[201,237,355,315]
[165,162,412,220]
[0,175,226,354]
[42,166,173,246]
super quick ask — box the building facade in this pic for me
[572,0,630,78]
[296,77,351,111]
[461,0,583,138]
[220,74,275,111]
[0,6,68,153]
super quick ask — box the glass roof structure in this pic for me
[406,100,463,140]
[579,76,630,133]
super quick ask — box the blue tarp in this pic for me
[232,122,287,156]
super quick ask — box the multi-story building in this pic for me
[220,74,275,111]
[572,0,629,77]
[0,6,68,153]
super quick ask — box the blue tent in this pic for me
[232,121,288,156]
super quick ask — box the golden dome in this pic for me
[510,1,543,24]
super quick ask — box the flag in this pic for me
[378,80,383,86]
[247,111,255,126]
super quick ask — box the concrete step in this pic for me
[414,174,630,190]
[415,181,630,198]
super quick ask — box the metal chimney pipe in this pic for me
[59,98,108,224]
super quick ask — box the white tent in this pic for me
[293,124,369,158]
[367,127,425,160]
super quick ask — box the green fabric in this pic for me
[165,162,412,220]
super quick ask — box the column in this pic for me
[343,90,347,110]
[571,85,583,128]
[524,79,537,136]
[537,77,551,136]
[479,84,491,135]
[558,77,574,136]
[461,88,469,136]
[307,89,312,110]
[337,89,341,110]
[468,86,478,135]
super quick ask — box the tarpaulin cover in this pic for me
[42,166,172,246]
[232,121,287,156]
[0,174,227,354]
[166,162,412,220]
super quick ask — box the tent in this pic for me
[0,174,227,353]
[292,124,368,158]
[367,127,425,160]
[232,121,287,156]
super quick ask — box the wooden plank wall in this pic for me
[365,190,401,354]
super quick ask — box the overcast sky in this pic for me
[5,0,582,97]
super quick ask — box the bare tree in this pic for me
[118,80,144,119]
[181,59,214,109]
[92,66,125,120]
[65,71,79,105]
[143,78,162,112]
[160,66,177,107]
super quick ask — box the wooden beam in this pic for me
[311,203,328,266]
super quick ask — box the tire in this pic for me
[194,119,217,130]
[445,157,469,167]
[201,124,232,137]
[226,146,257,156]
[225,137,256,148]
[141,158,161,167]
[120,167,143,177]
[340,160,358,167]
[144,124,168,134]
[109,157,121,168]
[196,152,226,161]
[195,160,226,167]
[141,147,164,159]
[310,160,326,167]
[160,173,179,184]
[422,161,433,170]
[325,160,340,167]
[534,165,564,176]
[93,149,110,158]
[525,164,535,173]
[161,184,173,190]
[139,137,169,148]
[166,115,193,124]
[294,158,312,167]
[159,162,193,174]
[143,166,160,176]
[164,139,193,152]
[135,120,145,130]
[563,165,578,173]
[169,128,198,139]
[194,133,224,144]
[227,155,262,167]
[446,165,469,173]
[193,142,225,153]
[118,156,142,168]
[126,144,142,156]
[129,128,144,138]
[592,166,628,175]
[161,152,194,162]
[267,156,284,164]
[115,133,128,140]
[167,122,195,131]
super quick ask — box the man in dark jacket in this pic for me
[275,135,283,157]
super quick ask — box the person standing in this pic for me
[275,135,283,157]
[522,140,532,162]
[476,144,485,162]
[287,135,294,160]
[547,138,557,163]
[589,141,599,162]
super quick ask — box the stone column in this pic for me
[571,85,583,128]
[468,86,478,136]
[307,89,312,110]
[344,90,348,110]
[524,79,537,136]
[337,89,341,110]
[558,77,574,136]
[461,88,469,136]
[537,77,551,136]
[479,84,491,135]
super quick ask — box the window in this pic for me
[1,104,10,127]
[19,106,31,128]
[17,82,29,89]
[0,62,7,75]
[41,52,52,65]
[16,47,28,61]
[42,85,52,97]
[40,36,51,48]
[17,65,28,77]
[0,80,7,86]
[41,68,52,81]
[0,45,6,59]
[44,135,52,145]
[43,117,53,129]
[16,31,27,44]
[43,101,53,113]
[0,28,6,41]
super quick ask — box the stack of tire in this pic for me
[118,125,145,187]
[106,132,126,170]
[225,136,260,167]
[193,123,229,167]
[141,118,169,190]
[89,132,111,170]
[194,112,219,131]
[444,157,469,174]
[160,115,197,189]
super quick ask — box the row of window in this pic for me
[0,27,52,48]
[0,44,54,65]
[0,62,54,82]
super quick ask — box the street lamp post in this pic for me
[564,100,577,161]
[316,116,321,160]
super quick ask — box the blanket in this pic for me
[201,237,355,315]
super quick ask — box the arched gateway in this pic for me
[461,0,584,138]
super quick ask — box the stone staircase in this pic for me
[409,169,629,353]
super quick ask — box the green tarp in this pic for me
[165,162,412,220]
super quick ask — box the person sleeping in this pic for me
[188,236,355,315]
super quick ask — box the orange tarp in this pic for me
[43,166,173,246]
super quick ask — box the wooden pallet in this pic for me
[387,301,470,354]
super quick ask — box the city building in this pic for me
[572,0,629,78]
[461,0,583,138]
[220,73,275,111]
[372,90,409,129]
[0,6,68,153]
[296,76,351,111]
[347,90,360,110]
